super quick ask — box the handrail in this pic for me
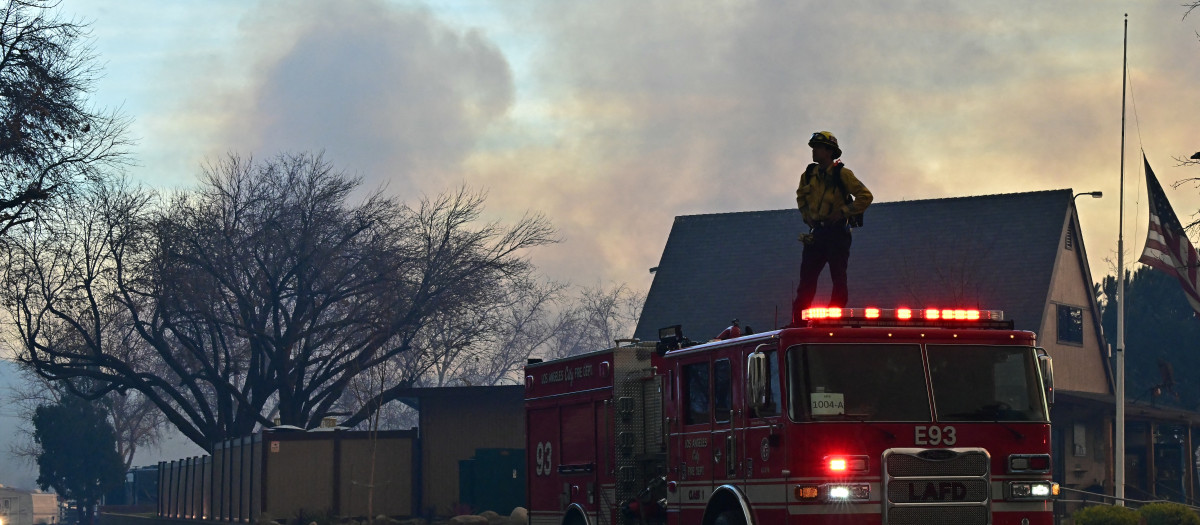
[1057,486,1200,512]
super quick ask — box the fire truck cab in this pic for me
[525,307,1058,525]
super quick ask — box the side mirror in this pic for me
[1036,347,1054,407]
[746,346,771,411]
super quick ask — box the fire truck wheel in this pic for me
[713,509,745,525]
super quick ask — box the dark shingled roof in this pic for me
[635,189,1074,341]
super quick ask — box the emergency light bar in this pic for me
[799,307,1010,328]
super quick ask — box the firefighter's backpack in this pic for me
[802,162,865,228]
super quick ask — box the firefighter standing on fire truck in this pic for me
[792,131,873,322]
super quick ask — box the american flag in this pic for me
[1138,155,1200,317]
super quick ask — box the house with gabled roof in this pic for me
[633,189,1136,501]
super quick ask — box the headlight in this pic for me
[824,483,870,502]
[1008,481,1059,500]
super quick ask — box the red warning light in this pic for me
[935,309,982,321]
[797,306,1003,325]
[825,455,869,472]
[803,307,844,320]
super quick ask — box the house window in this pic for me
[1057,304,1084,345]
[1073,423,1087,457]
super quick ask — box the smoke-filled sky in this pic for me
[0,0,1194,489]
[74,0,1200,293]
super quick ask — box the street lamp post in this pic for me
[1071,189,1112,499]
[1116,15,1129,504]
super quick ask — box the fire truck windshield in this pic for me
[928,344,1048,422]
[787,343,1049,423]
[788,343,933,422]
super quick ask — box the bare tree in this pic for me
[0,0,129,239]
[414,276,573,387]
[2,174,165,466]
[3,153,556,451]
[541,282,645,360]
[1170,154,1200,232]
[337,186,557,428]
[334,279,642,432]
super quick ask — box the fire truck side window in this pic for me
[714,359,732,423]
[750,350,781,418]
[683,362,710,425]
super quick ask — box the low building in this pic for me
[154,385,525,521]
[397,385,526,517]
[0,486,60,525]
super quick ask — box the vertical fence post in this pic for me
[249,433,258,524]
[174,460,183,518]
[260,432,270,521]
[224,439,232,521]
[203,455,212,520]
[157,461,164,518]
[214,442,222,521]
[332,431,342,517]
[185,457,193,519]
[238,437,246,523]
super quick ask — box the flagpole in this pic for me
[1115,12,1127,505]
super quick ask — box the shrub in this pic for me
[1073,504,1140,525]
[1140,502,1200,525]
[292,508,336,525]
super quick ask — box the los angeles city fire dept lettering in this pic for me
[540,363,593,386]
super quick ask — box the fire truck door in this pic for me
[527,406,562,515]
[742,346,783,488]
[677,359,715,512]
[559,401,600,514]
[710,357,740,486]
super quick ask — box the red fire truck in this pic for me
[524,306,1058,525]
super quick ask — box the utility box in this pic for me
[458,448,525,515]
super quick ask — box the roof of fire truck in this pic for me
[635,189,1081,342]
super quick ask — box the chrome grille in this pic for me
[886,450,988,476]
[889,505,988,525]
[883,448,991,525]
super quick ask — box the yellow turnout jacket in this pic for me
[795,163,873,224]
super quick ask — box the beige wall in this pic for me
[29,493,57,525]
[338,436,414,517]
[265,439,335,518]
[0,489,59,525]
[1040,216,1110,395]
[162,431,417,522]
[420,390,524,516]
[1052,399,1111,493]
